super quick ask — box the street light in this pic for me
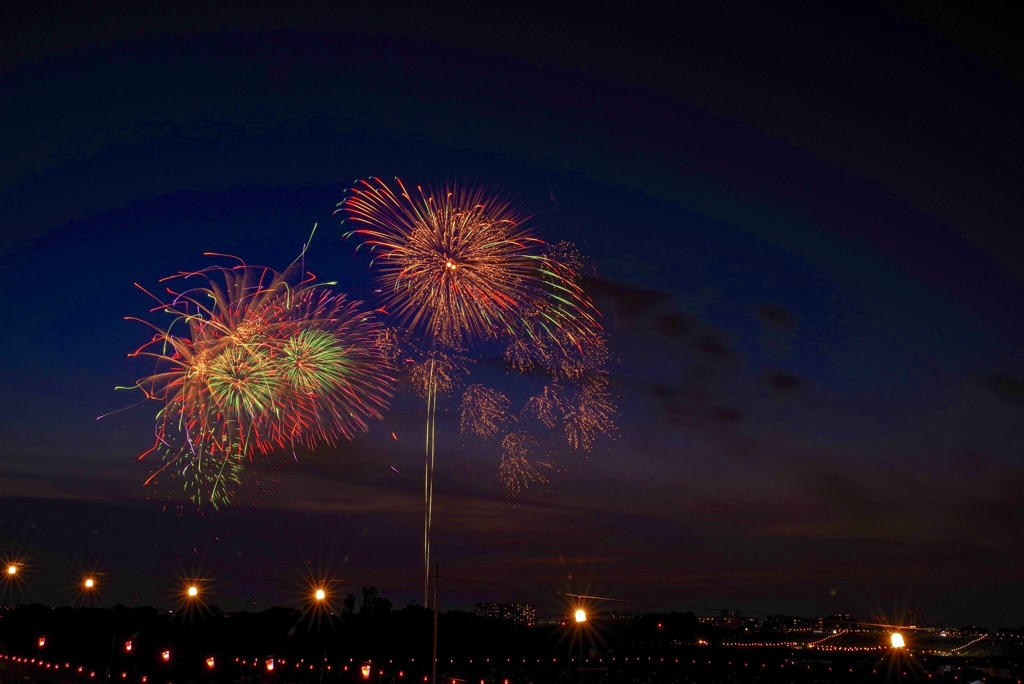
[7,565,17,576]
[315,588,326,601]
[84,578,95,589]
[160,651,171,663]
[187,585,198,598]
[575,609,587,623]
[890,632,905,649]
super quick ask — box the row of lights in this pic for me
[7,564,336,604]
[10,651,1010,684]
[6,565,106,594]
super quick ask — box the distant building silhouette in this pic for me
[473,602,536,626]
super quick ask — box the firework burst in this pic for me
[341,178,599,348]
[126,257,393,509]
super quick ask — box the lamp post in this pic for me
[574,608,587,680]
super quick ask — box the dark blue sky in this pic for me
[2,2,1023,626]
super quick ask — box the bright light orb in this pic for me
[84,578,95,588]
[7,565,17,575]
[187,585,198,597]
[890,632,905,649]
[575,609,587,623]
[315,589,326,601]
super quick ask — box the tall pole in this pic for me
[105,632,116,681]
[431,562,439,684]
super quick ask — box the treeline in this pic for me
[0,588,703,679]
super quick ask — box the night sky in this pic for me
[2,3,1023,627]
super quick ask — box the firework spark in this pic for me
[408,351,470,399]
[563,372,617,451]
[499,432,551,496]
[460,384,513,439]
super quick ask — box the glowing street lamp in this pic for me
[206,657,215,669]
[187,585,198,598]
[160,651,171,663]
[7,565,17,576]
[84,578,95,589]
[37,637,46,648]
[265,658,275,672]
[575,609,587,623]
[315,588,326,601]
[360,664,371,680]
[890,632,905,649]
[124,641,132,653]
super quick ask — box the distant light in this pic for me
[206,657,215,669]
[84,578,95,589]
[124,641,132,652]
[187,586,198,597]
[37,637,46,648]
[891,632,905,649]
[7,565,17,575]
[575,609,587,623]
[161,651,171,662]
[265,659,274,672]
[361,664,371,679]
[315,589,326,601]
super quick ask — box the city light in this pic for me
[265,659,274,672]
[360,664,371,679]
[161,651,170,662]
[37,637,46,648]
[575,609,587,623]
[890,632,905,649]
[187,585,198,597]
[7,565,17,576]
[206,657,215,669]
[124,641,132,652]
[315,588,326,601]
[84,578,95,589]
